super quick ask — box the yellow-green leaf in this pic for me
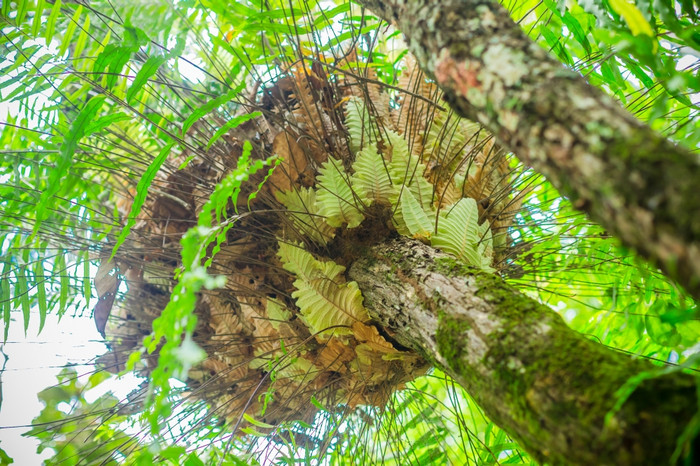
[609,0,654,37]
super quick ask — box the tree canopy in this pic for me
[0,0,699,464]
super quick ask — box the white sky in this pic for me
[0,309,121,464]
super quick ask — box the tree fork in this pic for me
[348,237,698,465]
[355,0,700,298]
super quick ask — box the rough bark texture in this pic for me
[349,236,698,465]
[356,0,700,299]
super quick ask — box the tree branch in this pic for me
[349,236,698,465]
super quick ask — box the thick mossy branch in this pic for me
[348,236,698,465]
[356,0,700,299]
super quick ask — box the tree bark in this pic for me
[355,0,700,299]
[348,236,698,465]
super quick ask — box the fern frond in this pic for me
[317,158,364,228]
[345,96,375,154]
[277,241,368,338]
[293,278,368,338]
[277,241,330,282]
[400,189,433,239]
[266,298,292,331]
[431,198,485,268]
[276,188,336,244]
[351,145,394,205]
[386,131,434,209]
[423,111,467,169]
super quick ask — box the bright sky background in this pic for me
[0,309,112,464]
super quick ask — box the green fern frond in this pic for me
[423,111,467,166]
[345,96,375,154]
[400,189,433,239]
[266,298,292,330]
[351,145,394,205]
[275,356,319,383]
[277,241,368,338]
[317,158,365,228]
[431,198,489,269]
[275,188,336,244]
[386,131,433,209]
[277,241,329,282]
[293,278,367,338]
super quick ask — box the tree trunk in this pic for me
[355,0,700,299]
[348,236,698,465]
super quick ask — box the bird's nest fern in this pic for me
[96,53,527,432]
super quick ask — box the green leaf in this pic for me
[431,198,484,268]
[293,278,366,338]
[44,0,62,46]
[83,112,131,135]
[93,44,135,90]
[34,94,106,234]
[243,413,275,429]
[183,453,205,466]
[317,158,364,228]
[55,249,68,319]
[127,55,167,105]
[609,0,655,37]
[277,242,340,282]
[0,446,14,465]
[58,5,82,57]
[181,80,246,136]
[344,96,375,153]
[72,15,90,61]
[351,145,394,205]
[277,241,366,338]
[1,260,11,341]
[15,0,29,27]
[645,303,682,346]
[400,189,433,238]
[275,188,336,244]
[34,258,47,333]
[15,266,31,335]
[206,111,261,149]
[110,141,176,260]
[31,0,46,37]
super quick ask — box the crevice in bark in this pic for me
[349,236,698,465]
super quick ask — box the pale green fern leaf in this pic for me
[277,241,322,282]
[293,278,368,338]
[424,111,467,167]
[277,241,367,338]
[317,158,364,228]
[266,298,292,330]
[351,145,394,205]
[317,259,346,281]
[431,198,483,267]
[406,175,435,209]
[275,188,336,244]
[276,356,319,382]
[386,130,413,184]
[400,189,433,238]
[386,130,433,208]
[345,96,374,153]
